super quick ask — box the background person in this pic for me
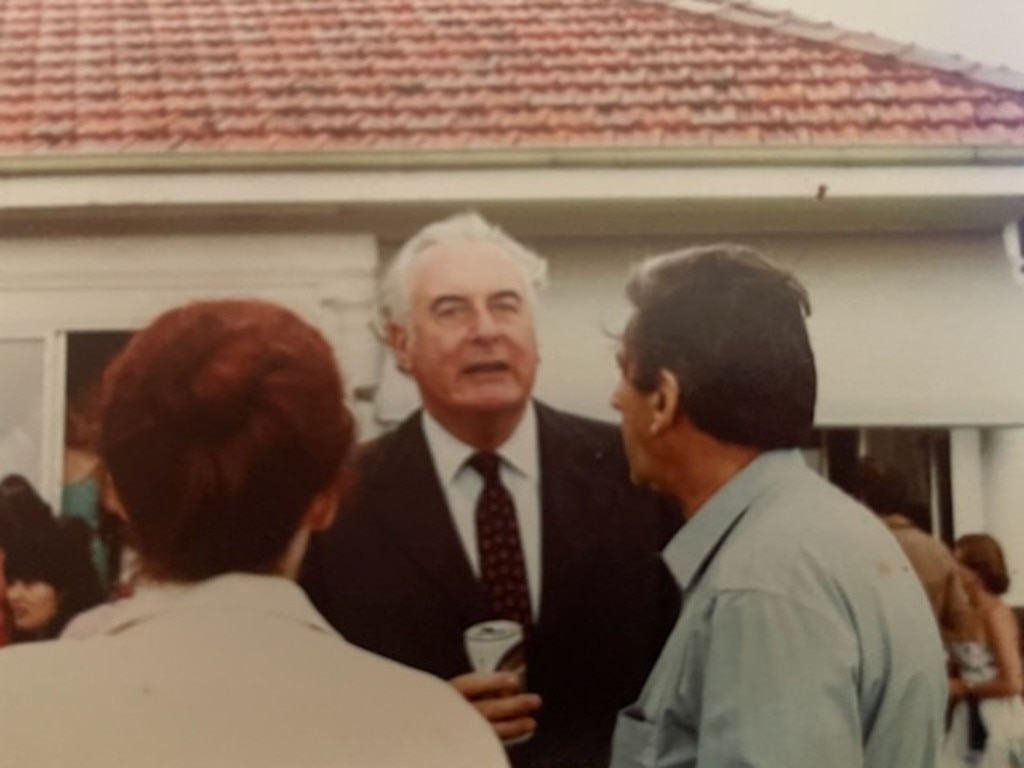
[59,473,141,640]
[0,473,56,554]
[608,244,947,768]
[842,455,973,645]
[302,212,681,768]
[0,474,103,644]
[2,515,104,642]
[943,533,1024,768]
[0,299,507,768]
[62,404,114,592]
[0,473,56,645]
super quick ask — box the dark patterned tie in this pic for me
[468,451,533,627]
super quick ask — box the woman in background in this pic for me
[0,474,54,541]
[3,515,105,642]
[0,474,67,645]
[943,532,1024,767]
[62,404,117,592]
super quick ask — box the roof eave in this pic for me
[2,144,1024,176]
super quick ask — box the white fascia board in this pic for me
[0,165,1023,210]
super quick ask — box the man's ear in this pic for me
[387,322,413,374]
[649,369,680,435]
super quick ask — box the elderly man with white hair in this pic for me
[302,212,681,768]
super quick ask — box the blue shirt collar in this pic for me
[662,449,806,591]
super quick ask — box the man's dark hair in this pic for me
[622,243,816,449]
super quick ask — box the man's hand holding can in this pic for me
[452,620,542,744]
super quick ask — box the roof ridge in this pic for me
[651,0,1024,93]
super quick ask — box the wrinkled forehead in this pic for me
[407,239,532,301]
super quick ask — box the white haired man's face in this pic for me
[389,240,539,432]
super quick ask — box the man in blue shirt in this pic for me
[608,244,947,768]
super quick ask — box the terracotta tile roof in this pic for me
[1,0,1023,159]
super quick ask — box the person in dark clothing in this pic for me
[302,212,680,768]
[3,513,104,642]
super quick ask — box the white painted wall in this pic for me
[0,231,380,501]
[793,233,1024,427]
[379,229,1024,428]
[3,223,1021,562]
[373,227,1024,602]
[549,230,1024,426]
[950,428,987,532]
[0,338,46,489]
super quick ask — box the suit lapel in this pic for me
[363,406,615,630]
[534,403,610,624]
[363,414,491,624]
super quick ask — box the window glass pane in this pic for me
[0,339,45,489]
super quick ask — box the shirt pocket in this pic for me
[611,706,661,768]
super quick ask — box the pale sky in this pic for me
[759,0,1024,73]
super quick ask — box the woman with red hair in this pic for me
[0,299,506,768]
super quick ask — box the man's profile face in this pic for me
[610,343,659,489]
[390,240,540,428]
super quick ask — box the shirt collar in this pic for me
[662,449,806,591]
[421,402,539,484]
[103,572,335,637]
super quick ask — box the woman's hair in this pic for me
[956,533,1011,596]
[99,299,355,582]
[0,474,54,549]
[3,516,105,641]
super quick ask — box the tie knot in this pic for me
[467,451,502,484]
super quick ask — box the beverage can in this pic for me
[464,619,526,677]
[463,619,531,746]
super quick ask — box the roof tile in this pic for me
[0,0,1022,159]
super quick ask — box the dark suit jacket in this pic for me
[302,402,681,767]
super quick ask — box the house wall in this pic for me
[0,230,380,502]
[379,229,1024,428]
[375,227,1024,598]
[2,220,1022,599]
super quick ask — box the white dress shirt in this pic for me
[0,573,508,768]
[422,404,542,618]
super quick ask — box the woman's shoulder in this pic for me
[979,598,1020,643]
